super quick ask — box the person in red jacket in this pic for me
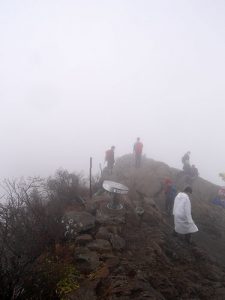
[133,137,143,168]
[105,146,115,174]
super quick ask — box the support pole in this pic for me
[89,157,92,198]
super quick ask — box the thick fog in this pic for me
[0,0,225,185]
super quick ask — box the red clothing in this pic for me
[133,142,143,154]
[163,178,172,194]
[105,149,115,164]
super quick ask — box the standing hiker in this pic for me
[219,173,225,182]
[105,146,115,174]
[182,151,191,174]
[173,186,198,243]
[163,178,177,215]
[191,165,199,178]
[133,137,143,168]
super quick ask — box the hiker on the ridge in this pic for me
[182,151,191,170]
[133,137,143,168]
[163,178,177,215]
[219,173,225,182]
[105,146,115,174]
[212,186,225,208]
[173,186,198,244]
[191,165,199,178]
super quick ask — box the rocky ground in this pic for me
[60,155,225,300]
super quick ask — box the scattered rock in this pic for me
[96,208,125,225]
[67,283,97,300]
[87,239,112,253]
[95,226,111,240]
[110,234,126,250]
[64,211,96,234]
[85,201,98,216]
[58,156,225,299]
[89,265,110,280]
[215,288,225,298]
[75,247,100,273]
[75,234,93,246]
[106,256,120,269]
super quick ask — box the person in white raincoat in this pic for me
[173,186,198,243]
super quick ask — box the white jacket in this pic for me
[173,192,198,234]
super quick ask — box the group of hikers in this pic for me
[105,137,144,174]
[181,151,199,178]
[161,178,198,243]
[104,141,200,244]
[105,141,199,180]
[159,152,199,244]
[104,143,225,244]
[165,157,225,243]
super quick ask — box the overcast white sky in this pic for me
[0,0,225,185]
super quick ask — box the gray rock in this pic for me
[64,211,96,234]
[75,247,100,273]
[95,227,111,240]
[75,234,93,246]
[87,239,112,253]
[68,287,97,300]
[105,256,120,269]
[96,209,125,225]
[85,201,98,215]
[110,234,126,251]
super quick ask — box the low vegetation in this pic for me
[0,169,88,299]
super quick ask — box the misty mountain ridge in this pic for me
[1,154,225,299]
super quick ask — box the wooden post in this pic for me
[89,157,92,198]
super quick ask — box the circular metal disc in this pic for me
[102,180,129,194]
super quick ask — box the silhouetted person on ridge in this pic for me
[191,164,199,178]
[105,146,115,174]
[133,137,143,168]
[163,178,177,215]
[182,151,191,170]
[219,173,225,182]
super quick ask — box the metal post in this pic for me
[90,157,92,198]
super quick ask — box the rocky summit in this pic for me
[62,155,225,300]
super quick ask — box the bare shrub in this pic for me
[0,177,63,299]
[46,169,88,207]
[0,169,89,299]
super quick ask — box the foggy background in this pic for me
[0,0,225,185]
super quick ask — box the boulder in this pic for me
[105,256,120,269]
[67,282,97,300]
[96,209,125,225]
[64,211,96,235]
[85,201,98,215]
[95,227,111,240]
[75,234,93,246]
[87,239,112,253]
[75,247,100,273]
[110,234,126,251]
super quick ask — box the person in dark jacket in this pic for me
[163,178,177,215]
[182,151,191,169]
[191,165,199,178]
